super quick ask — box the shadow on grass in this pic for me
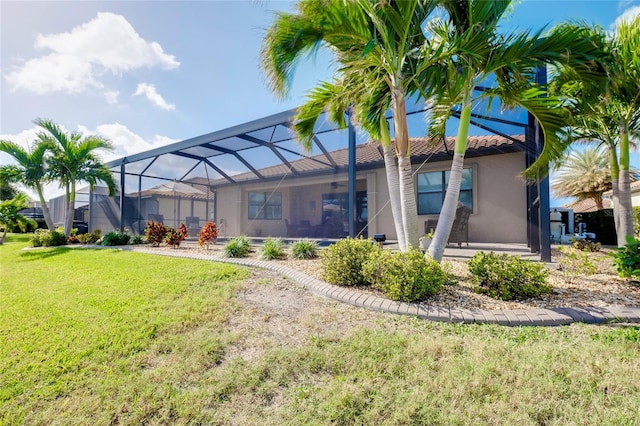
[19,247,73,260]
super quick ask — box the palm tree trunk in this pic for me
[382,144,407,251]
[65,181,76,237]
[428,97,471,262]
[428,153,465,261]
[618,119,633,245]
[0,228,7,245]
[391,86,418,250]
[36,186,55,231]
[398,155,419,249]
[593,195,604,211]
[609,146,622,243]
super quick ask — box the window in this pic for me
[248,192,282,220]
[417,168,473,215]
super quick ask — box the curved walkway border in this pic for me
[128,247,640,327]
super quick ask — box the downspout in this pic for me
[138,175,142,234]
[348,110,356,237]
[535,66,551,262]
[88,186,93,233]
[120,162,126,232]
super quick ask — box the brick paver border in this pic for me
[128,247,640,326]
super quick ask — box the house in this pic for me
[185,135,529,244]
[100,107,550,255]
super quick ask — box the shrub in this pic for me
[165,224,188,248]
[145,221,167,247]
[612,236,640,279]
[467,251,551,301]
[362,248,449,302]
[32,228,67,247]
[30,229,48,247]
[571,238,601,252]
[102,231,131,246]
[260,237,286,260]
[224,235,251,258]
[291,239,318,259]
[558,246,598,276]
[77,230,101,244]
[320,237,379,287]
[130,235,144,245]
[198,222,218,249]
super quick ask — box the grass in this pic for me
[2,234,640,425]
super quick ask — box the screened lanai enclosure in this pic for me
[85,70,551,260]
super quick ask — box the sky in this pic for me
[1,0,639,205]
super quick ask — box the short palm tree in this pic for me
[261,0,445,251]
[0,138,56,231]
[0,166,21,201]
[38,119,117,236]
[551,147,638,210]
[421,0,606,261]
[0,194,35,245]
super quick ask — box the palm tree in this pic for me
[37,119,117,236]
[552,16,640,246]
[261,0,444,251]
[0,138,56,231]
[0,194,35,245]
[608,16,640,245]
[551,147,638,210]
[0,166,21,201]
[422,1,606,261]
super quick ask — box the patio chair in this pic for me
[285,219,295,237]
[186,216,200,233]
[448,204,471,247]
[423,204,471,247]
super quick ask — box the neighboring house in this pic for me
[564,198,613,214]
[602,181,640,208]
[186,135,529,244]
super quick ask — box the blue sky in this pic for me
[1,0,639,204]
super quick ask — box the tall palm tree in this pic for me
[261,0,445,251]
[605,16,640,245]
[552,16,640,246]
[37,119,117,236]
[0,138,56,231]
[551,147,638,210]
[422,1,606,261]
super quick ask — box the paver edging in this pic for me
[126,247,640,327]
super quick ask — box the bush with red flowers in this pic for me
[198,222,218,249]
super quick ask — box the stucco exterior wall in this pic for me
[213,151,527,243]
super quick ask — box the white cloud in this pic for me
[77,122,179,162]
[4,12,179,96]
[134,83,175,111]
[6,54,99,94]
[611,6,640,30]
[104,90,120,104]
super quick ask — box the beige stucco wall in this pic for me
[213,151,527,243]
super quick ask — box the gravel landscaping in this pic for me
[152,242,640,311]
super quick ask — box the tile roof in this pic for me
[188,134,524,188]
[603,180,640,196]
[563,198,613,213]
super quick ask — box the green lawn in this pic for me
[1,234,640,425]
